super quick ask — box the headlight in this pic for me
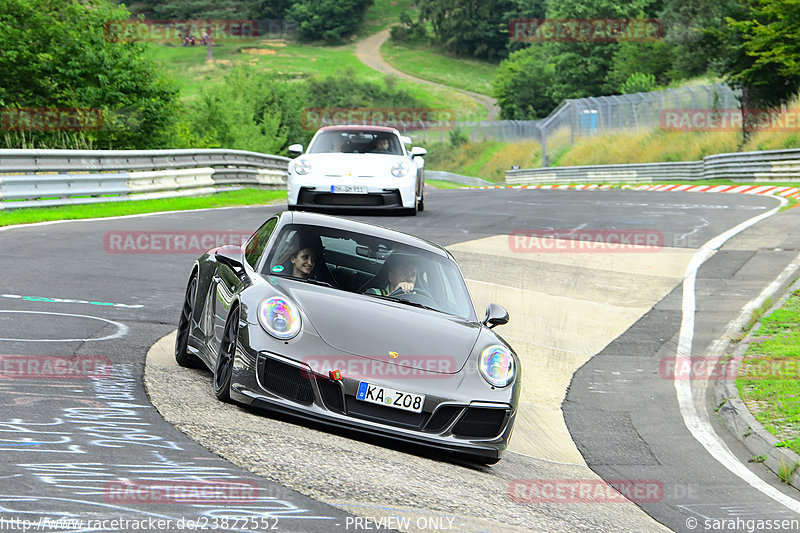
[258,297,301,339]
[295,158,311,175]
[391,160,410,177]
[478,345,515,387]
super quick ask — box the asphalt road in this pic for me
[1,188,798,532]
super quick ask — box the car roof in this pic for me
[318,125,400,135]
[285,211,449,258]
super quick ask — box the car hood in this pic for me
[284,281,479,374]
[301,153,407,178]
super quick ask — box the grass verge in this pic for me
[737,288,800,457]
[0,189,285,227]
[150,41,480,119]
[380,40,498,97]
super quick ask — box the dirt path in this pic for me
[354,29,500,121]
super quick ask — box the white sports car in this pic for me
[286,125,427,215]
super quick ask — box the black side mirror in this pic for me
[215,245,244,270]
[483,303,509,329]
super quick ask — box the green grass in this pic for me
[358,0,419,37]
[380,40,498,97]
[737,288,800,457]
[0,189,285,227]
[426,179,465,189]
[149,41,480,119]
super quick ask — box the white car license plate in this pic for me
[356,381,425,413]
[331,185,367,194]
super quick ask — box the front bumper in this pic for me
[287,175,417,209]
[229,328,518,459]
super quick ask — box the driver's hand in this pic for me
[396,282,414,293]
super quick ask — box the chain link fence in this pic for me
[419,83,740,167]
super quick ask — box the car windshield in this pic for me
[307,131,404,155]
[262,224,475,320]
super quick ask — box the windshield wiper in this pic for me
[364,293,438,312]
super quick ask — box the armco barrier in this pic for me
[506,148,800,184]
[0,148,290,210]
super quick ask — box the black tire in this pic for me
[175,275,204,368]
[214,306,238,402]
[418,184,425,212]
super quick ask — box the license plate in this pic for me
[356,381,425,413]
[331,185,367,194]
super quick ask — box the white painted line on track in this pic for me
[0,310,128,342]
[674,194,800,514]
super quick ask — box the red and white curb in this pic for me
[465,183,800,199]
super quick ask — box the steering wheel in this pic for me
[387,286,433,300]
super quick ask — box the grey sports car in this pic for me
[175,211,520,463]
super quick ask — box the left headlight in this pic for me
[258,297,301,340]
[391,160,410,177]
[478,345,515,387]
[294,158,312,175]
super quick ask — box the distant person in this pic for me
[371,136,391,153]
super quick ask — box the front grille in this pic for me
[423,405,463,433]
[345,397,428,429]
[318,379,344,413]
[298,188,402,207]
[261,358,314,405]
[451,408,508,438]
[316,193,383,206]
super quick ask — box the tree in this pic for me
[0,0,180,149]
[493,45,558,118]
[544,0,654,102]
[178,68,308,155]
[715,0,800,139]
[287,0,374,43]
[418,0,516,61]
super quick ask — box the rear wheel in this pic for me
[214,307,238,402]
[175,275,203,368]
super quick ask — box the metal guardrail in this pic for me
[0,149,290,210]
[506,149,800,185]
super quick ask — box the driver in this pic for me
[367,256,417,295]
[371,136,391,153]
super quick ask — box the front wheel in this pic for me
[214,307,238,402]
[175,275,203,368]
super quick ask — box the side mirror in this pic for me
[215,245,244,270]
[288,143,304,155]
[483,303,509,329]
[411,146,427,157]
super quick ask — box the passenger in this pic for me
[289,246,316,279]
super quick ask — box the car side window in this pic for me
[245,217,277,269]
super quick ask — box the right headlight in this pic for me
[478,345,515,387]
[294,158,311,175]
[258,297,301,340]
